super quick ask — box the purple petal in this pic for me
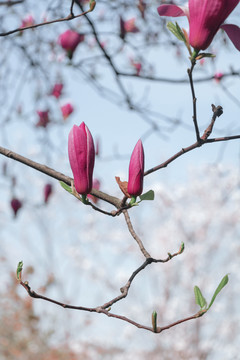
[221,24,240,51]
[157,4,188,18]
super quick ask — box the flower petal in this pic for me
[221,24,240,51]
[157,4,188,18]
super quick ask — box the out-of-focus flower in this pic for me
[128,139,144,197]
[44,183,53,204]
[130,58,142,76]
[51,83,63,98]
[214,72,224,83]
[58,30,85,59]
[120,17,140,39]
[157,0,240,51]
[61,103,74,120]
[68,122,95,195]
[36,111,50,128]
[20,14,35,28]
[87,178,100,203]
[11,198,22,217]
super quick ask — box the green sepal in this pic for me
[194,286,207,309]
[196,52,215,60]
[59,181,73,194]
[16,261,23,281]
[167,22,186,42]
[129,196,137,206]
[139,190,154,201]
[208,274,229,310]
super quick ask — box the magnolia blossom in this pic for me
[214,72,224,82]
[61,103,74,120]
[120,17,139,38]
[20,14,34,28]
[157,0,240,51]
[11,198,22,217]
[58,30,85,59]
[44,184,53,204]
[128,139,144,197]
[51,83,63,98]
[68,122,95,195]
[130,58,142,76]
[36,111,50,128]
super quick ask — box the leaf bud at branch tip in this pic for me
[152,311,157,333]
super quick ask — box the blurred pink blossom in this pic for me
[214,72,224,83]
[36,111,50,128]
[51,83,63,98]
[58,30,85,59]
[120,17,139,39]
[44,183,53,204]
[11,198,22,217]
[61,103,74,120]
[130,58,142,76]
[20,14,34,28]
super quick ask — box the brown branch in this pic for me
[201,104,223,141]
[0,8,92,37]
[118,70,240,84]
[19,244,187,333]
[187,63,200,142]
[144,104,240,177]
[123,209,151,258]
[0,145,121,208]
[0,0,23,5]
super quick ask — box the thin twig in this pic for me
[0,8,92,37]
[187,63,200,142]
[123,209,151,258]
[0,145,121,208]
[19,244,187,333]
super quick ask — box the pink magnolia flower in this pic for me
[214,72,224,82]
[120,17,139,38]
[51,83,63,98]
[36,111,50,128]
[20,14,34,28]
[68,122,95,195]
[130,58,142,76]
[11,198,22,217]
[157,0,240,51]
[128,139,144,197]
[87,178,100,203]
[44,183,53,204]
[61,103,74,120]
[58,30,85,59]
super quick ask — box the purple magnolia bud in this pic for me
[11,198,22,217]
[68,122,95,195]
[44,183,53,204]
[127,139,144,197]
